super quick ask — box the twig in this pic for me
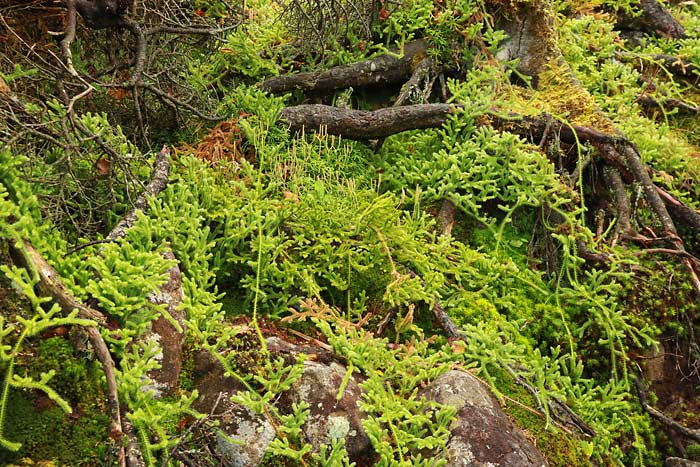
[402,267,463,339]
[633,375,700,443]
[376,307,397,337]
[139,83,222,121]
[64,239,113,256]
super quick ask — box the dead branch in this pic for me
[8,241,125,466]
[505,363,596,437]
[106,145,171,241]
[402,267,463,340]
[617,0,685,39]
[261,40,428,94]
[278,103,455,139]
[636,94,700,114]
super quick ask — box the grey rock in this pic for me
[419,370,549,467]
[192,341,549,467]
[666,458,700,467]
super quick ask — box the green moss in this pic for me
[491,368,592,467]
[178,336,198,392]
[0,391,111,466]
[686,443,700,461]
[0,337,112,466]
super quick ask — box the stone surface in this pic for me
[192,349,271,467]
[666,458,700,467]
[145,250,185,395]
[419,370,549,467]
[191,340,549,467]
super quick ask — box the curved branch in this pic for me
[8,242,125,466]
[261,40,428,94]
[278,103,456,139]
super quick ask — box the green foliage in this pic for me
[314,319,456,466]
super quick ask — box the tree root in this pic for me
[636,95,700,115]
[277,102,700,294]
[261,40,428,94]
[617,0,685,39]
[8,242,126,467]
[278,103,455,139]
[616,52,700,83]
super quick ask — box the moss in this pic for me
[527,61,616,133]
[0,337,112,466]
[0,391,111,466]
[491,368,592,467]
[258,451,304,467]
[686,443,700,461]
[178,335,198,392]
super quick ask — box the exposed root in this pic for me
[636,95,700,115]
[261,40,428,94]
[634,375,700,443]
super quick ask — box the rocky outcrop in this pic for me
[419,370,549,467]
[145,250,186,396]
[191,337,549,467]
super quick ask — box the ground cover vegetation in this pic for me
[1,0,700,465]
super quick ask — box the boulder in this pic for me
[192,339,548,467]
[419,369,548,467]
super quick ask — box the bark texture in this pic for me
[278,103,456,139]
[261,40,428,94]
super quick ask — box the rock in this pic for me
[270,336,372,465]
[145,250,186,396]
[666,458,700,467]
[419,370,549,467]
[191,339,549,467]
[193,350,273,467]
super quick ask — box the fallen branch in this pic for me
[261,40,428,94]
[617,0,685,39]
[106,145,171,241]
[278,103,455,139]
[8,242,125,466]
